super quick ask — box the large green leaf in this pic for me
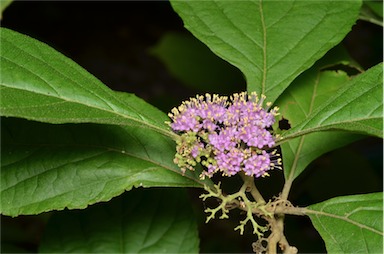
[306,192,383,253]
[0,28,175,139]
[1,118,210,217]
[275,47,364,183]
[170,0,361,103]
[39,188,199,253]
[282,63,383,142]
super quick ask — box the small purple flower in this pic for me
[239,125,275,149]
[243,150,271,177]
[216,149,243,176]
[198,103,227,122]
[201,119,217,132]
[209,126,238,152]
[171,114,199,132]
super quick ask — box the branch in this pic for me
[239,171,266,204]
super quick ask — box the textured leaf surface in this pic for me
[170,0,361,103]
[39,188,199,253]
[275,47,364,182]
[283,63,383,141]
[150,32,245,93]
[0,28,174,139]
[1,118,209,216]
[307,192,383,253]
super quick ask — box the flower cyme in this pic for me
[168,92,281,179]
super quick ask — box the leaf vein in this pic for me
[307,209,383,235]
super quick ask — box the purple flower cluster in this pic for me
[169,92,281,179]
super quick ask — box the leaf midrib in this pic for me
[259,0,267,95]
[280,115,382,143]
[1,142,203,192]
[0,83,175,138]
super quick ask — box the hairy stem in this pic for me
[266,214,298,254]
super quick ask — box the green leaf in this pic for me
[282,63,383,142]
[360,1,383,26]
[0,28,175,139]
[1,118,210,216]
[39,188,199,253]
[360,2,383,26]
[280,132,362,183]
[150,32,245,93]
[170,0,362,103]
[275,47,364,182]
[365,0,383,17]
[306,192,383,253]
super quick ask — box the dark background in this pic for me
[1,1,382,253]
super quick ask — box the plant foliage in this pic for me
[0,0,382,253]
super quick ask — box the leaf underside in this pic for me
[284,63,383,140]
[307,192,383,253]
[275,46,366,181]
